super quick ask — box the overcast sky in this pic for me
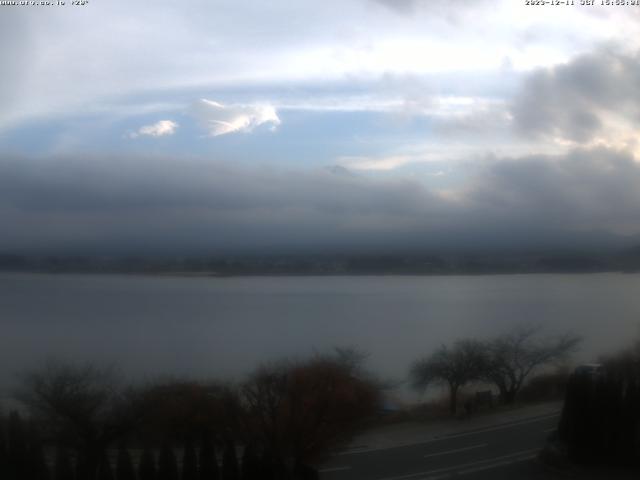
[1,0,640,254]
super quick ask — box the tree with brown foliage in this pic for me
[241,350,380,477]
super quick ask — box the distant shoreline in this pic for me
[1,268,637,278]
[2,250,639,277]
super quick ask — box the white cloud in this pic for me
[339,142,565,171]
[192,99,281,137]
[130,120,179,138]
[512,49,640,158]
[2,0,638,130]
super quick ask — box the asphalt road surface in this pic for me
[320,412,560,480]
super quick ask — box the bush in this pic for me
[182,437,198,480]
[519,369,570,403]
[116,445,136,480]
[139,448,157,480]
[53,447,74,480]
[558,344,640,467]
[198,434,219,480]
[158,443,179,480]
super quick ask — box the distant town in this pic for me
[3,247,640,276]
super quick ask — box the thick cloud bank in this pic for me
[1,147,638,255]
[513,50,640,146]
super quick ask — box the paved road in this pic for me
[320,412,560,480]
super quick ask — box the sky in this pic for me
[1,0,640,255]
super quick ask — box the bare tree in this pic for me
[410,340,487,415]
[17,362,144,480]
[484,325,580,404]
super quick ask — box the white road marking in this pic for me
[373,449,539,480]
[543,427,556,433]
[423,443,487,459]
[455,452,538,477]
[319,466,351,473]
[337,412,559,456]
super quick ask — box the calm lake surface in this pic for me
[1,272,639,398]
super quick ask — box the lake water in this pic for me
[1,272,639,399]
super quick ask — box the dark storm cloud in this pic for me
[512,49,640,142]
[468,148,640,230]
[0,155,444,254]
[1,148,640,255]
[0,156,431,214]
